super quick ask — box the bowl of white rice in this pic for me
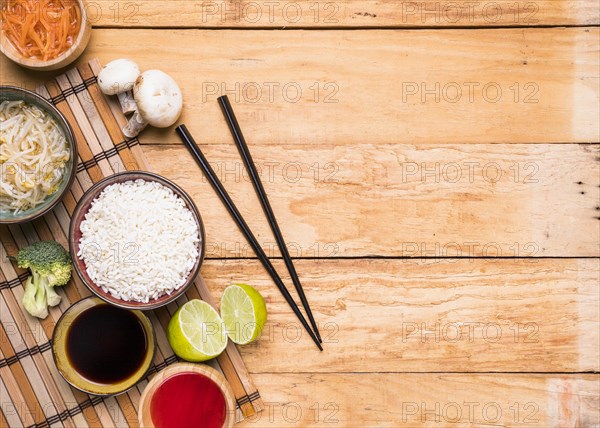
[69,171,205,310]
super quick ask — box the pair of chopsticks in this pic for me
[176,96,322,351]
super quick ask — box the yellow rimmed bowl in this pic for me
[52,296,156,396]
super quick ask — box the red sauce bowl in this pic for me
[139,363,236,428]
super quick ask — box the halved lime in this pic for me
[220,284,267,345]
[167,300,228,362]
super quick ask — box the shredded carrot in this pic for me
[1,0,82,61]
[19,12,32,46]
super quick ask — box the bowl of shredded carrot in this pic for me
[0,0,91,71]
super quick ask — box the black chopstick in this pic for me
[176,125,323,351]
[217,95,322,343]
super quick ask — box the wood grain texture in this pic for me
[0,5,598,425]
[1,28,598,145]
[88,1,600,28]
[142,144,600,258]
[237,373,600,427]
[198,258,599,372]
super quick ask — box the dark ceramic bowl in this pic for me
[0,86,78,224]
[69,171,205,310]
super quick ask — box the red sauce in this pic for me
[150,372,227,428]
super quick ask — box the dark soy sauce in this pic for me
[66,304,147,384]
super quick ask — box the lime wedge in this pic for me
[167,300,228,362]
[220,284,267,345]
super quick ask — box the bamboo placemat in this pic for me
[0,58,263,428]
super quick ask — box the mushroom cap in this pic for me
[133,70,183,128]
[97,59,140,95]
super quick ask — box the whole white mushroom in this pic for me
[122,70,183,138]
[97,59,140,114]
[97,59,139,94]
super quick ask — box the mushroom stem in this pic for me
[122,111,148,138]
[117,91,137,114]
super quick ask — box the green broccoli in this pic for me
[16,241,72,319]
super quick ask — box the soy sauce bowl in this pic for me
[52,297,156,396]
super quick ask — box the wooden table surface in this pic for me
[1,1,599,427]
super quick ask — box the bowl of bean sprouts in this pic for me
[0,86,77,224]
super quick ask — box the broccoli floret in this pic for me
[17,241,72,319]
[22,276,48,319]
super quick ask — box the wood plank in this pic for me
[198,258,599,372]
[142,143,600,258]
[88,1,600,28]
[237,373,599,427]
[1,28,598,145]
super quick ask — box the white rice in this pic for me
[77,179,200,303]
